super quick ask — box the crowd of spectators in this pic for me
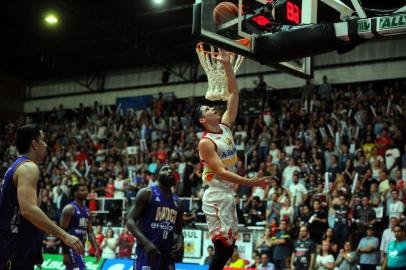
[1,76,405,267]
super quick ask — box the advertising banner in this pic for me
[34,254,104,270]
[183,229,203,258]
[101,258,134,270]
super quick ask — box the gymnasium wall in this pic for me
[25,39,406,112]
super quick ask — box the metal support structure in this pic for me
[73,73,106,92]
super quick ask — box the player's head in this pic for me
[16,124,47,162]
[72,184,88,201]
[191,104,221,130]
[157,165,176,187]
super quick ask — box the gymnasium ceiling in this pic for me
[0,0,404,83]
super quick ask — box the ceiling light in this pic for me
[44,14,58,24]
[153,0,164,5]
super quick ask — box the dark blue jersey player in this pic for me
[0,125,84,270]
[60,184,99,270]
[127,165,184,270]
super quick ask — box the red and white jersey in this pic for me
[199,124,238,190]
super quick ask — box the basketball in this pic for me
[212,2,239,26]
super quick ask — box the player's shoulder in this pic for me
[16,160,39,174]
[136,187,153,201]
[62,203,75,214]
[14,161,40,182]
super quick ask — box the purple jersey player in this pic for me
[60,184,99,269]
[127,165,184,270]
[0,125,83,270]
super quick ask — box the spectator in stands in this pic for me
[101,228,117,259]
[266,193,282,224]
[291,225,316,270]
[309,200,328,244]
[383,224,406,270]
[335,241,358,270]
[319,76,332,101]
[256,228,273,259]
[246,196,266,226]
[227,246,246,269]
[315,240,335,270]
[204,245,214,265]
[271,219,291,270]
[89,225,104,257]
[116,226,135,258]
[332,194,350,249]
[380,217,398,264]
[353,196,377,245]
[258,253,275,270]
[357,225,380,270]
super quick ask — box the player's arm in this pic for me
[59,204,74,265]
[218,51,239,127]
[199,139,270,186]
[87,215,100,259]
[171,203,184,260]
[126,188,161,259]
[16,162,84,254]
[59,204,74,233]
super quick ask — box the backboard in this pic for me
[193,0,317,78]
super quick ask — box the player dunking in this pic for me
[60,184,100,270]
[127,165,184,270]
[192,51,270,270]
[0,124,83,270]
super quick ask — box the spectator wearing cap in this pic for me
[357,225,380,270]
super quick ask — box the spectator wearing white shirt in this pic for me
[113,173,126,199]
[282,158,301,189]
[385,142,400,179]
[388,189,404,220]
[289,172,308,208]
[315,240,335,270]
[380,217,398,262]
[269,142,281,164]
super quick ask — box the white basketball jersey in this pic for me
[199,124,238,190]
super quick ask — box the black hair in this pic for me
[71,184,85,195]
[15,124,42,154]
[190,105,205,130]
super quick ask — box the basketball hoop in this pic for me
[196,42,244,101]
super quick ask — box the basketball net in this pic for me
[196,42,244,101]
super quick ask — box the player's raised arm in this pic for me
[16,163,84,255]
[126,188,161,260]
[215,51,239,127]
[199,139,270,187]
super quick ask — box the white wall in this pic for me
[25,38,406,112]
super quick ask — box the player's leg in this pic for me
[209,240,235,270]
[134,248,159,270]
[66,249,86,270]
[203,190,239,270]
